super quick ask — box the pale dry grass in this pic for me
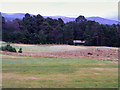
[11,44,36,46]
[0,47,118,61]
[90,68,118,71]
[2,55,26,59]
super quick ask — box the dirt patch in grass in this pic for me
[2,73,68,81]
[90,68,118,71]
[0,48,118,60]
[2,55,26,59]
[3,73,25,80]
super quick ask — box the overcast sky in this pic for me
[0,0,119,20]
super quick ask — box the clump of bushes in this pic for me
[18,48,22,53]
[0,44,23,53]
[0,44,16,52]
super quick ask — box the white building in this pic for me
[73,40,85,45]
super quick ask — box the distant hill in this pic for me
[44,16,75,23]
[86,17,118,25]
[1,13,75,23]
[1,13,118,25]
[1,13,25,21]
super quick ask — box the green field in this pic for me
[2,44,118,88]
[11,44,87,52]
[2,56,118,88]
[10,44,118,52]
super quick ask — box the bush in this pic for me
[1,46,7,51]
[18,48,22,53]
[0,44,17,52]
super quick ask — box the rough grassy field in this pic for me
[1,44,118,88]
[1,44,118,60]
[10,44,118,53]
[2,56,118,88]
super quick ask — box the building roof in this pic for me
[73,40,85,43]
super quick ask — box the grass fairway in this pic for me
[2,56,118,88]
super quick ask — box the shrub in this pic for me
[8,47,16,52]
[88,52,92,55]
[18,48,22,53]
[1,46,7,51]
[0,44,17,52]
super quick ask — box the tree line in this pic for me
[1,13,120,47]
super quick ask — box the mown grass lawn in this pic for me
[2,57,118,88]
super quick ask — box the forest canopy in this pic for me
[1,13,120,47]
